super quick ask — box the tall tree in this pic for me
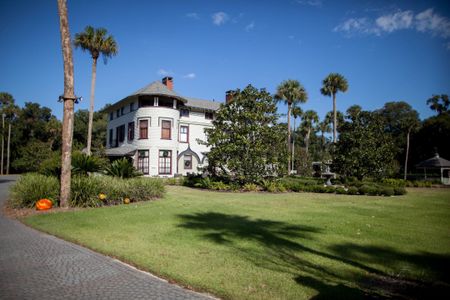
[275,80,308,174]
[320,73,348,143]
[291,106,303,173]
[378,101,420,180]
[300,110,319,159]
[427,94,449,115]
[333,110,396,180]
[57,0,76,208]
[317,119,331,159]
[202,85,288,183]
[74,26,118,155]
[0,92,16,174]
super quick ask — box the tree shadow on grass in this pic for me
[178,212,450,299]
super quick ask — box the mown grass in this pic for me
[23,187,450,299]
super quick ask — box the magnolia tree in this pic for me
[201,85,288,183]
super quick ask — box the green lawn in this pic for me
[24,187,450,299]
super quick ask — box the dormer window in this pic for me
[180,109,189,117]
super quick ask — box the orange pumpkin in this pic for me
[123,198,130,204]
[36,199,53,211]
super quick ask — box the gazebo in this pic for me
[415,153,450,185]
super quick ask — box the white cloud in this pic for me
[296,0,322,7]
[334,8,450,41]
[245,21,255,32]
[415,8,450,38]
[183,73,196,79]
[212,12,229,26]
[375,10,413,32]
[186,12,199,19]
[288,35,295,40]
[157,69,173,76]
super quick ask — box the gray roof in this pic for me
[416,154,450,168]
[132,81,186,102]
[105,145,137,157]
[185,97,221,111]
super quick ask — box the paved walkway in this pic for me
[0,175,214,300]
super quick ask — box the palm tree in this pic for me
[317,119,331,158]
[301,110,319,158]
[320,73,348,143]
[275,80,308,174]
[74,26,118,155]
[291,106,303,173]
[57,0,76,208]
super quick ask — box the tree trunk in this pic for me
[287,103,291,174]
[404,129,411,180]
[333,93,337,143]
[6,122,10,174]
[305,127,311,159]
[292,117,295,173]
[57,0,75,208]
[86,57,97,155]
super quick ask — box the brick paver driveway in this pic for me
[0,175,214,299]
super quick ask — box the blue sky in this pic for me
[1,0,449,122]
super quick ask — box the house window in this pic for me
[137,150,149,175]
[139,119,148,139]
[205,112,214,120]
[130,102,135,112]
[184,155,192,170]
[159,150,172,175]
[116,109,120,118]
[116,125,125,143]
[109,112,113,121]
[120,107,125,116]
[179,125,189,143]
[109,129,113,146]
[128,122,135,141]
[180,109,189,117]
[161,120,171,140]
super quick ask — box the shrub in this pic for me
[358,185,378,196]
[382,178,406,187]
[336,187,347,194]
[105,158,142,178]
[72,152,104,176]
[347,186,359,195]
[243,183,259,192]
[380,187,395,197]
[70,175,103,207]
[210,181,230,191]
[39,153,61,177]
[9,173,60,208]
[127,177,165,201]
[394,186,407,195]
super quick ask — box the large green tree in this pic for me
[203,85,288,183]
[74,26,118,155]
[378,101,420,179]
[275,80,308,174]
[332,109,396,180]
[320,73,348,143]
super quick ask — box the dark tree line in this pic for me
[0,92,108,174]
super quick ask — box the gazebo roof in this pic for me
[416,153,450,168]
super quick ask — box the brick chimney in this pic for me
[225,90,234,104]
[162,77,173,90]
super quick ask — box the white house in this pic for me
[105,77,221,177]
